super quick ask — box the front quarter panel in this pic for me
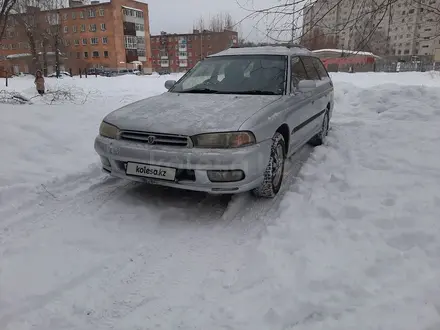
[239,97,291,143]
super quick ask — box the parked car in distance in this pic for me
[94,45,334,198]
[47,71,71,78]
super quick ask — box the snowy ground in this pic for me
[1,71,440,330]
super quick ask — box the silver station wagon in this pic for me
[94,45,334,197]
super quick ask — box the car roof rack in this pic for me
[230,43,308,49]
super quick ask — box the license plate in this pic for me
[126,162,176,181]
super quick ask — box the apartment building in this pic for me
[0,0,152,75]
[150,29,238,73]
[302,0,440,58]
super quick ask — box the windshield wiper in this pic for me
[178,88,220,94]
[232,90,279,95]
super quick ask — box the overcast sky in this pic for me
[147,0,298,42]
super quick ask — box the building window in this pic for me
[72,25,77,32]
[99,8,104,16]
[138,49,146,56]
[90,37,98,45]
[88,9,96,18]
[74,39,79,45]
[90,24,96,32]
[80,11,84,18]
[11,43,17,49]
[135,23,144,31]
[104,50,109,58]
[124,35,137,49]
[84,51,88,58]
[92,51,99,57]
[72,12,76,19]
[64,26,68,33]
[101,23,106,31]
[76,52,80,59]
[82,38,87,45]
[136,10,143,18]
[80,24,85,32]
[63,13,68,20]
[64,39,70,46]
[102,36,108,44]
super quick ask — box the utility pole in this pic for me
[290,1,295,43]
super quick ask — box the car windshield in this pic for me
[169,54,286,95]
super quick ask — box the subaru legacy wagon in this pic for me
[94,45,334,198]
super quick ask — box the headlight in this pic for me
[192,132,256,148]
[99,121,119,139]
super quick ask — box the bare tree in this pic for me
[193,16,205,32]
[41,0,66,77]
[0,0,18,41]
[13,0,44,73]
[195,12,237,32]
[300,27,339,50]
[235,0,398,54]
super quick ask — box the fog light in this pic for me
[207,170,245,182]
[100,156,111,167]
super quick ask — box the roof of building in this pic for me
[312,48,380,58]
[150,29,237,38]
[208,45,315,57]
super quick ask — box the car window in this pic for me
[301,56,320,80]
[291,56,309,90]
[171,55,287,95]
[312,57,330,79]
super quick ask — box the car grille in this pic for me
[119,131,191,147]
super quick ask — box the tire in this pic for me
[309,110,330,147]
[252,132,286,198]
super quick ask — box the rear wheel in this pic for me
[252,132,286,198]
[309,111,329,146]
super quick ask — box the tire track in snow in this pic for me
[219,145,314,234]
[1,145,314,329]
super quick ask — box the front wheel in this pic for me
[252,132,286,198]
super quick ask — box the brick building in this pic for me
[150,29,238,73]
[0,0,152,75]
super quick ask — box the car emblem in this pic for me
[147,136,156,144]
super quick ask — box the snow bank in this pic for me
[0,74,183,192]
[248,72,440,329]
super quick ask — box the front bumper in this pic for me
[94,135,272,194]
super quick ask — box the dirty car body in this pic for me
[94,46,334,197]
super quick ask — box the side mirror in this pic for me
[297,80,317,91]
[164,80,176,90]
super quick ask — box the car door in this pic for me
[312,56,333,116]
[284,56,315,154]
[300,56,325,137]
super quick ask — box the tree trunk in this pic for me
[42,39,48,77]
[55,36,60,78]
[27,30,40,73]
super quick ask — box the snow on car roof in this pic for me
[208,46,315,58]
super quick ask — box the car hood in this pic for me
[104,92,281,136]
